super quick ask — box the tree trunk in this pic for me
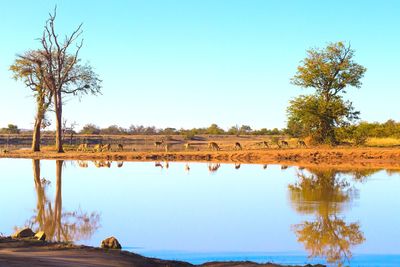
[54,92,64,153]
[32,118,42,152]
[55,160,63,241]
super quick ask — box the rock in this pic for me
[101,236,122,249]
[34,231,46,241]
[12,228,35,238]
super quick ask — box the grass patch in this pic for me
[366,137,400,147]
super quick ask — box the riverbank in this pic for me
[0,237,324,267]
[2,147,400,170]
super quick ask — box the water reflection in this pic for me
[22,159,100,243]
[289,168,366,266]
[208,163,221,173]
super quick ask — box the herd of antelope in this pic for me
[75,138,307,153]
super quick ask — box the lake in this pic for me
[0,159,399,266]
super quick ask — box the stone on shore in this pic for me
[100,236,122,249]
[12,228,35,238]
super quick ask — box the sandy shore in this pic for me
[2,147,400,170]
[0,238,324,267]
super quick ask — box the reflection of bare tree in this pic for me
[289,169,365,266]
[27,160,100,243]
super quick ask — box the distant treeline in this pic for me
[0,123,284,137]
[3,120,400,141]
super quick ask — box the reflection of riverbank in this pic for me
[3,148,400,170]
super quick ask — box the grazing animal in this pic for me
[184,143,192,150]
[93,144,102,152]
[208,163,221,173]
[117,144,124,151]
[234,142,242,150]
[235,163,241,169]
[154,139,164,149]
[164,144,170,152]
[102,144,111,152]
[208,142,220,151]
[262,141,269,148]
[297,140,307,148]
[117,161,124,168]
[281,165,289,170]
[280,140,289,148]
[2,149,8,154]
[77,143,88,152]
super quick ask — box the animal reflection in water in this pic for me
[77,160,88,168]
[234,163,241,169]
[184,163,190,172]
[288,168,368,266]
[208,163,221,173]
[155,161,164,169]
[24,160,100,243]
[262,164,268,169]
[93,160,112,168]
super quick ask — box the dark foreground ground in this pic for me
[0,238,324,267]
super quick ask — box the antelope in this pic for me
[234,142,242,150]
[234,163,241,169]
[280,140,289,148]
[117,161,124,168]
[262,141,269,148]
[77,143,88,152]
[208,163,221,173]
[117,144,124,151]
[281,165,289,170]
[184,143,192,150]
[208,142,220,151]
[154,139,164,149]
[164,143,170,152]
[297,140,307,148]
[93,144,102,152]
[102,144,111,152]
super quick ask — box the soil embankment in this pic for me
[2,147,400,170]
[0,238,324,267]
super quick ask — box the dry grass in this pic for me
[366,137,400,147]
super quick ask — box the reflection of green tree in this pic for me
[27,159,100,242]
[289,169,365,266]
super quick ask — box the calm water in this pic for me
[0,159,399,266]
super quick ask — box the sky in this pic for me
[0,0,399,131]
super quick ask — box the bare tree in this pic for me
[39,7,101,152]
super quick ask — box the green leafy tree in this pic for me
[80,124,100,135]
[289,42,366,144]
[206,124,225,135]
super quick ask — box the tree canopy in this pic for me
[288,42,366,144]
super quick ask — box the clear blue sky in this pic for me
[0,0,399,130]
